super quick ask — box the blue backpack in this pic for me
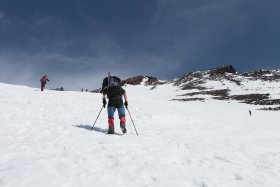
[101,76,121,93]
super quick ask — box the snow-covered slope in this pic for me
[0,82,280,187]
[147,65,280,110]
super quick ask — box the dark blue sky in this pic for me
[0,0,279,90]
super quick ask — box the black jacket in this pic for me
[104,86,125,108]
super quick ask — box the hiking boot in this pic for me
[108,126,115,134]
[120,122,127,134]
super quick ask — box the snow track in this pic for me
[0,83,279,187]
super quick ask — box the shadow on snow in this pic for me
[73,124,107,134]
[73,124,125,136]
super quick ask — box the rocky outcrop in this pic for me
[172,98,205,102]
[259,106,280,111]
[173,64,238,90]
[209,65,237,75]
[121,76,158,86]
[91,88,101,93]
[242,70,280,81]
[171,65,280,109]
[180,89,229,97]
[214,94,271,104]
[254,99,280,105]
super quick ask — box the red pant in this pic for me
[108,116,126,126]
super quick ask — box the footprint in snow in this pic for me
[233,174,243,181]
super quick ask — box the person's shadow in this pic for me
[73,124,107,134]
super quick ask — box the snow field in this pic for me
[0,83,280,187]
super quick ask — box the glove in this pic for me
[103,98,107,108]
[124,101,128,109]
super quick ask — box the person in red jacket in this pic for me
[40,74,50,91]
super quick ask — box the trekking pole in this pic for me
[127,108,138,136]
[91,106,104,131]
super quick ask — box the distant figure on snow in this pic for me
[249,110,252,116]
[40,74,50,91]
[102,75,128,134]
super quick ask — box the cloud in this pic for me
[0,9,175,90]
[0,32,172,90]
[0,12,4,20]
[1,0,280,90]
[0,11,10,25]
[150,0,280,73]
[150,0,253,64]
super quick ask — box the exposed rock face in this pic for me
[173,65,280,91]
[121,76,158,86]
[215,94,271,105]
[173,64,239,90]
[210,64,237,75]
[171,65,280,109]
[254,99,280,105]
[172,98,205,102]
[180,81,207,90]
[259,106,280,111]
[242,70,280,81]
[91,88,101,93]
[181,89,229,97]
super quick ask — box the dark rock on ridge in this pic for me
[121,76,158,86]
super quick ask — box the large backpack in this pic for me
[101,76,121,93]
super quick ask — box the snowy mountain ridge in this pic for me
[122,65,280,110]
